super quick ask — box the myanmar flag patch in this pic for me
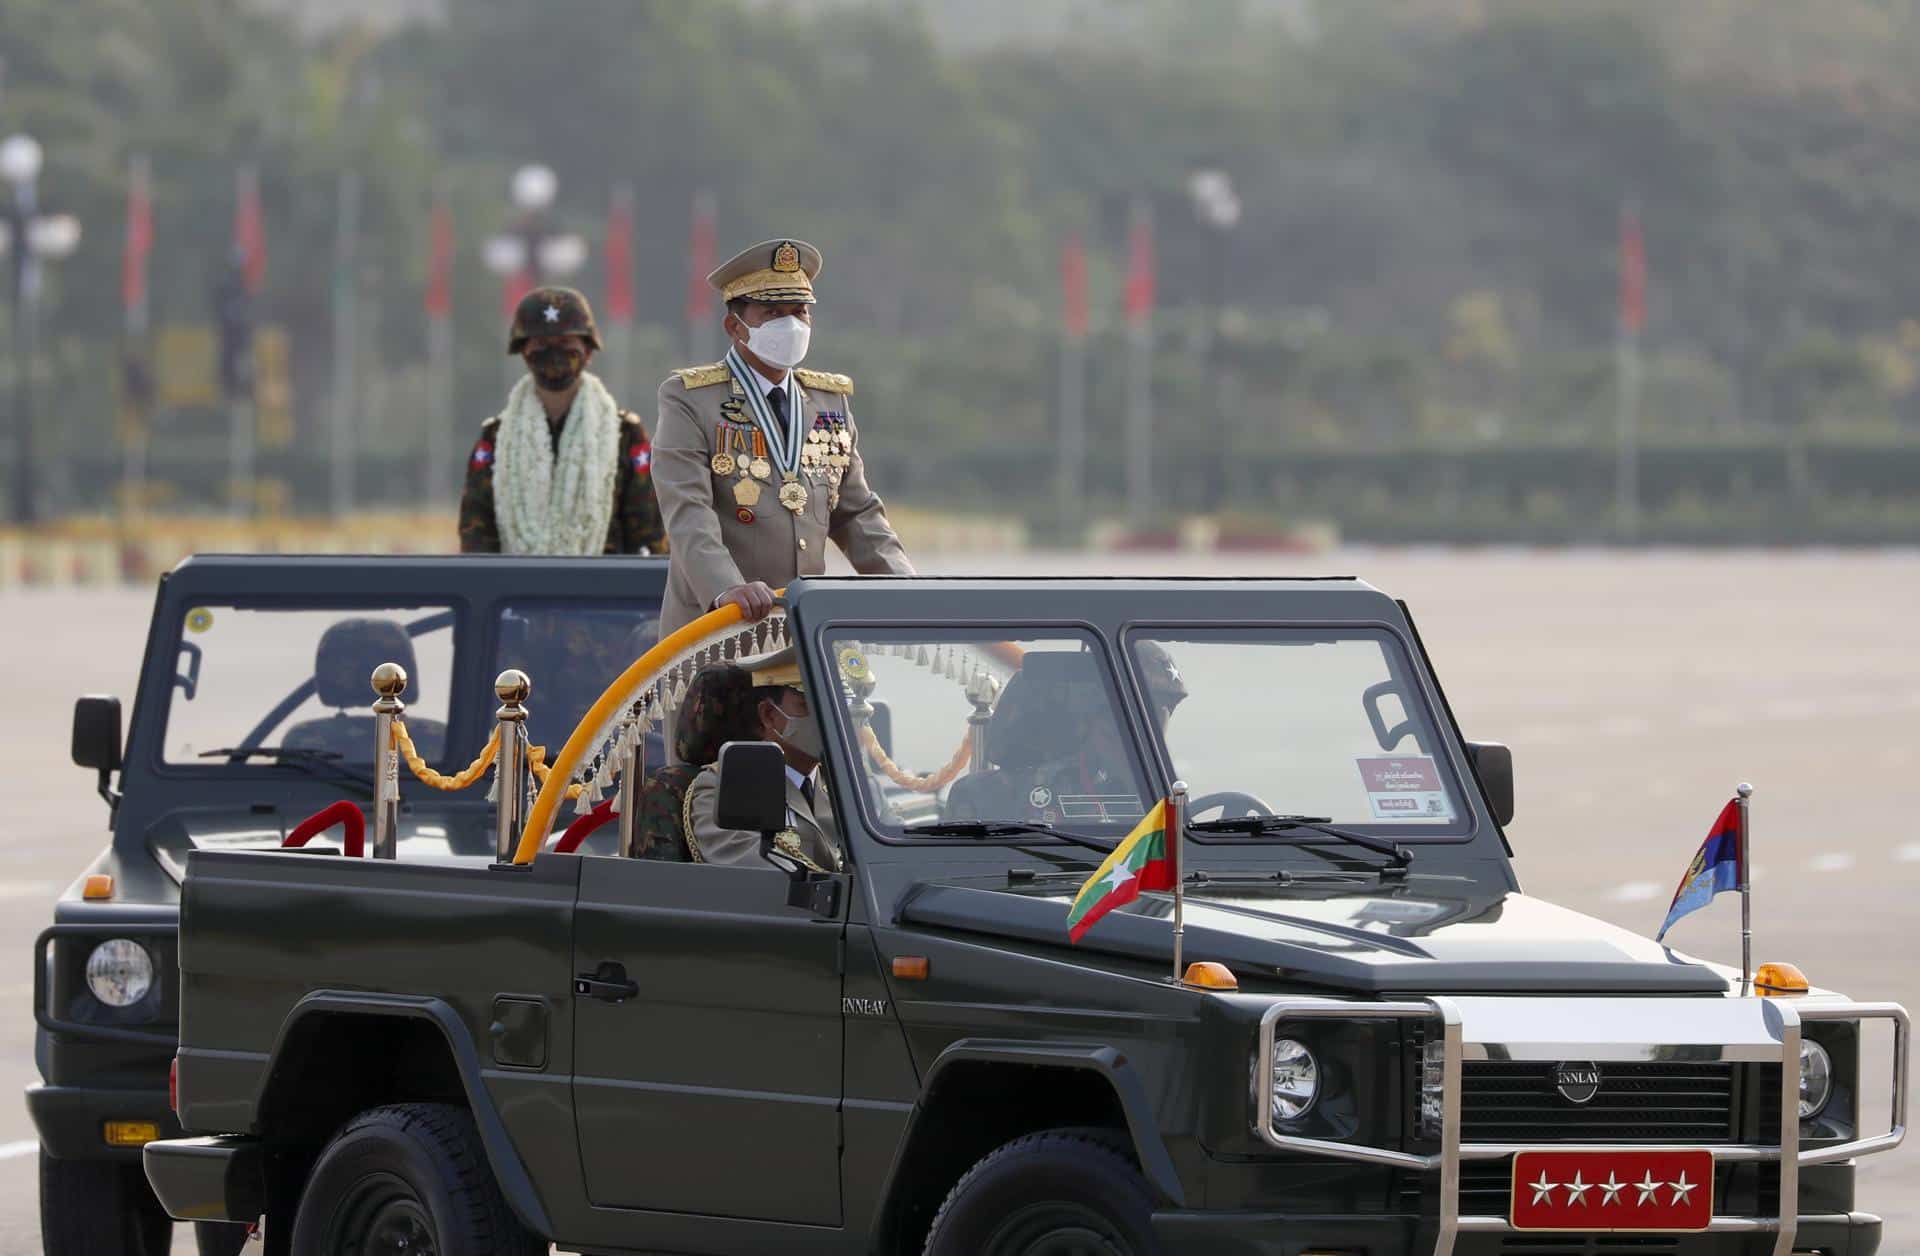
[1066,799,1174,943]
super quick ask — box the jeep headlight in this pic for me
[1270,1038,1320,1121]
[1417,1035,1446,1138]
[85,939,154,1008]
[1798,1039,1833,1120]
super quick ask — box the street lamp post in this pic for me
[483,164,587,389]
[1187,169,1241,507]
[1,134,81,526]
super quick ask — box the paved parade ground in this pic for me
[0,547,1911,1252]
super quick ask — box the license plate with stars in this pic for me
[1509,1149,1714,1232]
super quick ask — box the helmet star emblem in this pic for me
[543,304,561,323]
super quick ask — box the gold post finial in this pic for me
[495,668,532,705]
[371,662,409,700]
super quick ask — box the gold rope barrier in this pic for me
[860,725,971,794]
[525,743,583,802]
[393,721,500,791]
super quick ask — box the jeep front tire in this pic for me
[288,1103,543,1256]
[923,1128,1162,1256]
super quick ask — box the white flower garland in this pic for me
[493,371,620,556]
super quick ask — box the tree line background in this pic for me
[6,0,1920,541]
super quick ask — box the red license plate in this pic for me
[1510,1149,1714,1232]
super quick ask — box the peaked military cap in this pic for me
[739,644,804,691]
[708,239,821,306]
[507,286,603,355]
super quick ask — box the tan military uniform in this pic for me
[652,363,911,635]
[683,766,844,872]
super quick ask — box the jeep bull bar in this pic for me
[1253,995,1909,1256]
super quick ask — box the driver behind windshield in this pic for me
[683,646,845,872]
[944,649,1175,825]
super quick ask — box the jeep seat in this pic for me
[283,618,446,762]
[631,664,758,860]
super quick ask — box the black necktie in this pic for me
[767,385,790,439]
[799,775,816,809]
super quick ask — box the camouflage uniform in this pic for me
[458,410,666,554]
[631,665,759,860]
[457,286,667,555]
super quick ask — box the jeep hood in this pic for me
[896,880,1727,995]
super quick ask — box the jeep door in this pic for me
[570,857,846,1227]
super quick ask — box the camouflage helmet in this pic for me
[507,286,602,355]
[1135,641,1188,716]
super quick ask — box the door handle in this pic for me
[574,961,639,1004]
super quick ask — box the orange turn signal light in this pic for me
[104,1120,160,1148]
[1181,961,1238,990]
[1755,961,1810,997]
[82,875,113,901]
[891,956,930,981]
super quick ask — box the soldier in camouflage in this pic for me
[459,286,666,555]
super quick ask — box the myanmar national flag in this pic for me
[1066,799,1174,943]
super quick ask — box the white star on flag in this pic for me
[1527,1172,1557,1206]
[1599,1173,1625,1206]
[1563,1171,1591,1206]
[1634,1171,1662,1206]
[543,304,560,322]
[1668,1172,1697,1206]
[1095,862,1137,898]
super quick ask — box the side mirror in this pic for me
[715,741,789,835]
[73,696,123,808]
[1466,741,1514,828]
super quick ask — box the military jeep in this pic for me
[32,554,666,1254]
[141,570,1906,1255]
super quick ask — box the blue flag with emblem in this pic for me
[1656,799,1744,941]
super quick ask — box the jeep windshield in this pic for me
[1126,627,1472,838]
[824,629,1154,840]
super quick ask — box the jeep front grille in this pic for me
[1457,1060,1739,1145]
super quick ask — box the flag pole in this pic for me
[1169,779,1188,982]
[1736,781,1753,995]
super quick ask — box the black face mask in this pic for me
[527,346,586,392]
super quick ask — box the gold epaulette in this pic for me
[671,362,730,389]
[794,367,853,396]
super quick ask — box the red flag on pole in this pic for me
[606,184,635,324]
[123,155,153,333]
[234,166,267,294]
[425,196,454,320]
[686,190,716,327]
[1619,202,1646,336]
[1124,202,1156,334]
[1061,230,1088,342]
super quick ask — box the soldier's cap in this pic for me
[508,286,602,355]
[739,644,804,692]
[708,239,821,307]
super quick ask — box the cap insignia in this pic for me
[773,241,801,273]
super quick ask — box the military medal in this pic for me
[778,474,809,513]
[710,434,736,477]
[733,474,762,507]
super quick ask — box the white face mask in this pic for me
[740,314,811,369]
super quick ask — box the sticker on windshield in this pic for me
[1356,756,1454,822]
[1055,794,1147,823]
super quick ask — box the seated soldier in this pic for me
[943,646,1184,825]
[631,663,757,860]
[683,646,843,872]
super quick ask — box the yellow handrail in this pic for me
[512,597,777,864]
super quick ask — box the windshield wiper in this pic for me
[197,746,374,792]
[905,819,1117,856]
[1186,814,1412,874]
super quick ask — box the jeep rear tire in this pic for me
[923,1128,1163,1256]
[38,1150,172,1256]
[288,1103,543,1256]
